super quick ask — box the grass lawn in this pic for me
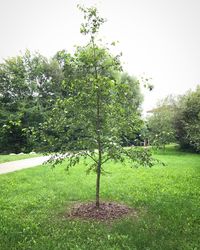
[0,147,199,249]
[0,154,42,164]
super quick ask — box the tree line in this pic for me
[0,50,142,154]
[1,48,199,154]
[146,86,200,152]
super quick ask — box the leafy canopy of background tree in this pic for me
[146,86,200,153]
[37,5,157,207]
[174,86,200,152]
[0,51,67,153]
[146,95,177,149]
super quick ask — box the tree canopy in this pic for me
[146,87,200,152]
[0,51,69,153]
[174,86,200,152]
[146,96,176,148]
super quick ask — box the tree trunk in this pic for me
[95,94,102,208]
[91,37,102,208]
[96,161,101,207]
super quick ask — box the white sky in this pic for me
[0,0,200,114]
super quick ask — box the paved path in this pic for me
[0,156,50,175]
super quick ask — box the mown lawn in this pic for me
[0,154,41,164]
[0,147,199,250]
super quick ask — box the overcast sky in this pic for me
[0,0,200,114]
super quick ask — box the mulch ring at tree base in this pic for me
[66,201,137,221]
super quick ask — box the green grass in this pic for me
[0,154,42,164]
[0,147,199,249]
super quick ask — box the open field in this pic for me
[0,147,199,249]
[0,154,41,164]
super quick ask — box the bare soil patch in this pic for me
[66,201,137,221]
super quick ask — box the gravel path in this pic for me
[0,156,50,175]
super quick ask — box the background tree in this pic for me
[174,86,200,152]
[0,51,70,153]
[118,73,143,146]
[38,6,157,208]
[146,96,176,149]
[0,54,31,153]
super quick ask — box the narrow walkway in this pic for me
[0,156,50,175]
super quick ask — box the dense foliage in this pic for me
[0,51,67,153]
[174,86,200,152]
[0,53,142,154]
[147,87,200,152]
[146,96,176,148]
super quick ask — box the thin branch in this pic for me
[102,156,111,165]
[86,152,98,164]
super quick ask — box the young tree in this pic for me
[38,6,156,207]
